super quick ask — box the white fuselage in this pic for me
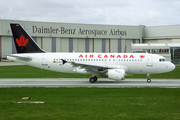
[7,52,175,75]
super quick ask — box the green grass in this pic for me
[0,65,180,79]
[0,65,90,78]
[0,66,180,119]
[0,87,179,120]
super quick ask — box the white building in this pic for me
[132,43,180,63]
[0,19,180,63]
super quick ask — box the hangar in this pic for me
[0,19,180,63]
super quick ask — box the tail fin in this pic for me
[10,23,45,53]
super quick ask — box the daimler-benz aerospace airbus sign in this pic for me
[32,26,127,37]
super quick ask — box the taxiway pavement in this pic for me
[0,62,24,66]
[0,78,179,88]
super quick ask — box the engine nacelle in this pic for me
[106,69,125,81]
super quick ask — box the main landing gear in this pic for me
[147,73,151,83]
[89,76,98,83]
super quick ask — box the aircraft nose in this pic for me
[171,63,175,71]
[168,62,175,71]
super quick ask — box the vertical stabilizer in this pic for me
[10,23,45,53]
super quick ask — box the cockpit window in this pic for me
[159,58,166,62]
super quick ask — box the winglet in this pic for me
[61,59,67,65]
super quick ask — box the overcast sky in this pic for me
[1,0,180,26]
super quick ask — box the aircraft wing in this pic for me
[63,59,128,73]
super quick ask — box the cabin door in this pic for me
[147,55,153,66]
[42,54,48,66]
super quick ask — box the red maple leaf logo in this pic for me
[16,35,29,50]
[139,55,145,59]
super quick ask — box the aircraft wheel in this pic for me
[147,78,151,83]
[89,77,96,83]
[94,76,98,81]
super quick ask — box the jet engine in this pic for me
[101,69,125,81]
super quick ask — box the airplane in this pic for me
[7,23,175,83]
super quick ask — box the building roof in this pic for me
[132,42,180,48]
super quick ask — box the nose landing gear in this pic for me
[147,73,151,83]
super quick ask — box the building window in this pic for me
[171,47,180,64]
[152,49,169,54]
[118,39,121,53]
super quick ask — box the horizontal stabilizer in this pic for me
[8,54,32,61]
